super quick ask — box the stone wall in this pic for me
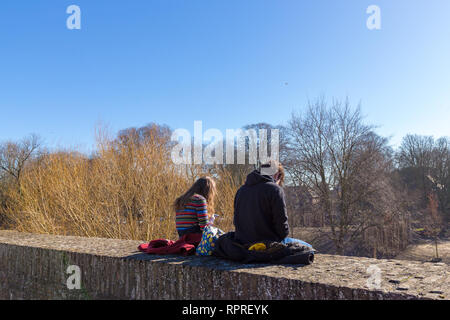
[0,230,448,300]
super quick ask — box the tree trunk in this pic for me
[335,240,344,255]
[434,237,439,259]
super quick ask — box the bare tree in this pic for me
[397,134,434,168]
[397,135,450,227]
[397,134,435,204]
[423,193,443,262]
[210,122,288,187]
[430,138,450,226]
[0,134,41,188]
[285,97,398,255]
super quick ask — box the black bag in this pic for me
[213,232,314,265]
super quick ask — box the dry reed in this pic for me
[2,126,246,241]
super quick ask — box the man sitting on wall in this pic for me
[213,160,315,265]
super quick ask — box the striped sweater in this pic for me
[175,194,209,233]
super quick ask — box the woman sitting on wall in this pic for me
[174,176,217,238]
[138,176,217,256]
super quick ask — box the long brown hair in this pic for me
[174,177,216,214]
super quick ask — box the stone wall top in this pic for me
[0,230,448,300]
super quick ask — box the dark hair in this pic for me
[174,177,216,213]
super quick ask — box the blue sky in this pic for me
[1,0,449,153]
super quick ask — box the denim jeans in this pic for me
[177,225,202,238]
[282,237,313,249]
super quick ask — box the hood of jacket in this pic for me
[245,170,275,186]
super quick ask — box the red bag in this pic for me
[138,233,202,256]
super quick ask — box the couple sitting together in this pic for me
[173,161,315,265]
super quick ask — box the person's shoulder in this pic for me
[263,180,282,190]
[263,182,285,196]
[192,194,207,202]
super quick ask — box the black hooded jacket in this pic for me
[233,170,290,244]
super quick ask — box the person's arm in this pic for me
[233,189,239,227]
[194,196,209,231]
[271,186,290,240]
